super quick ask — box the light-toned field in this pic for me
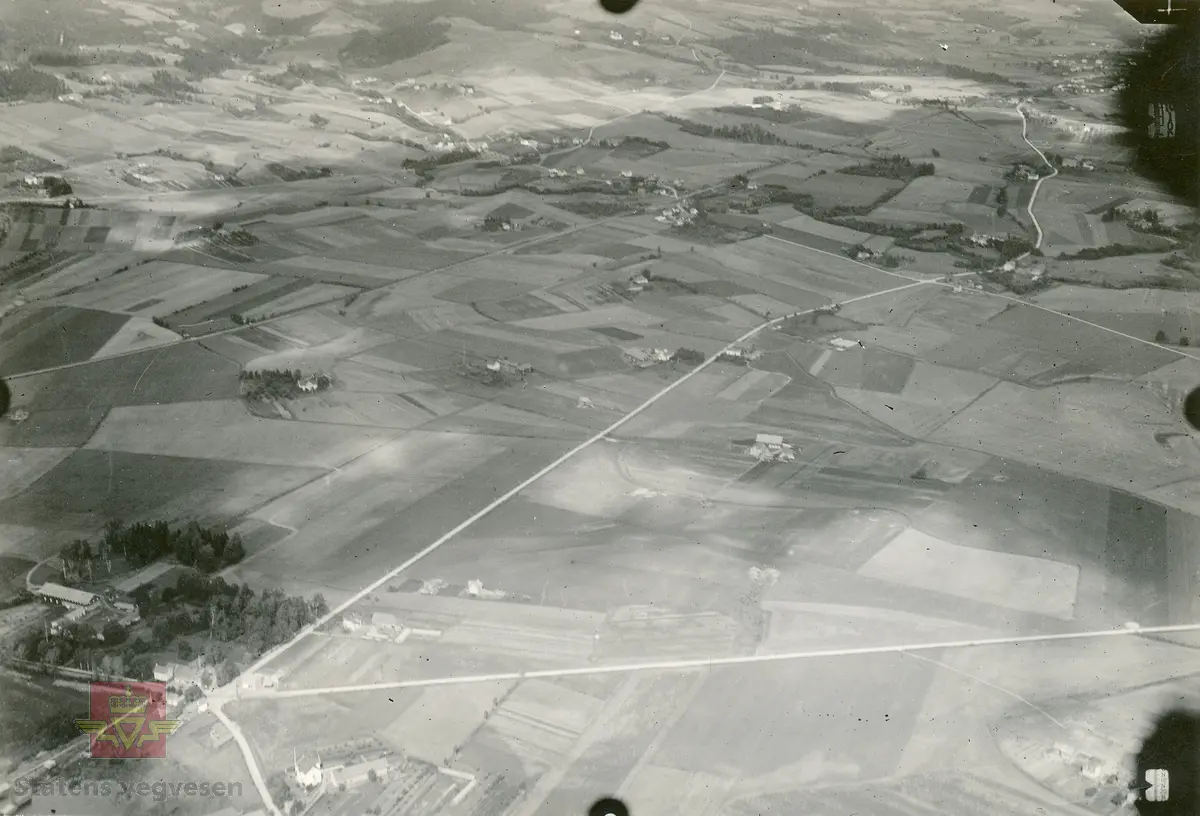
[84,400,398,468]
[89,317,180,359]
[883,176,976,212]
[378,680,515,764]
[794,173,905,207]
[857,527,1080,619]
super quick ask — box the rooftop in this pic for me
[38,582,98,606]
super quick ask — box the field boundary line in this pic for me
[211,279,927,815]
[235,620,1200,701]
[235,278,930,679]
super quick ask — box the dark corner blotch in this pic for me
[588,797,630,816]
[1186,387,1200,431]
[1133,707,1200,816]
[1113,16,1200,206]
[600,0,641,14]
[0,379,9,417]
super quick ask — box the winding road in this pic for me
[1016,102,1060,258]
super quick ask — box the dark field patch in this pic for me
[770,225,852,254]
[11,342,241,415]
[0,405,109,448]
[0,307,130,377]
[0,675,84,767]
[437,278,537,305]
[167,278,303,327]
[592,326,643,341]
[1104,491,1168,624]
[126,297,163,312]
[84,225,110,244]
[983,303,1177,378]
[0,449,323,531]
[554,346,633,377]
[691,280,757,298]
[861,351,916,394]
[472,295,564,322]
[967,185,993,205]
[192,130,247,144]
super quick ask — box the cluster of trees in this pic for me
[663,115,792,146]
[0,65,67,102]
[1154,330,1190,345]
[176,49,234,78]
[40,176,73,197]
[266,63,343,90]
[266,163,333,182]
[616,136,670,155]
[30,49,164,67]
[17,569,327,682]
[402,148,480,180]
[71,519,247,574]
[841,155,935,181]
[672,347,706,365]
[239,369,331,400]
[715,105,810,125]
[136,70,197,99]
[1059,243,1165,261]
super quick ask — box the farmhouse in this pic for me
[370,611,404,638]
[749,433,796,462]
[485,359,533,375]
[241,669,283,690]
[488,202,536,222]
[37,583,98,610]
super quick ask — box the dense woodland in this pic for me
[841,155,936,181]
[30,49,164,67]
[663,115,792,146]
[59,519,246,578]
[0,66,67,102]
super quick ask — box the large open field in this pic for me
[0,5,1196,812]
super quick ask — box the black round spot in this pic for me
[0,380,9,417]
[599,0,640,14]
[1113,17,1200,206]
[1134,708,1198,816]
[589,797,630,816]
[1185,386,1200,430]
